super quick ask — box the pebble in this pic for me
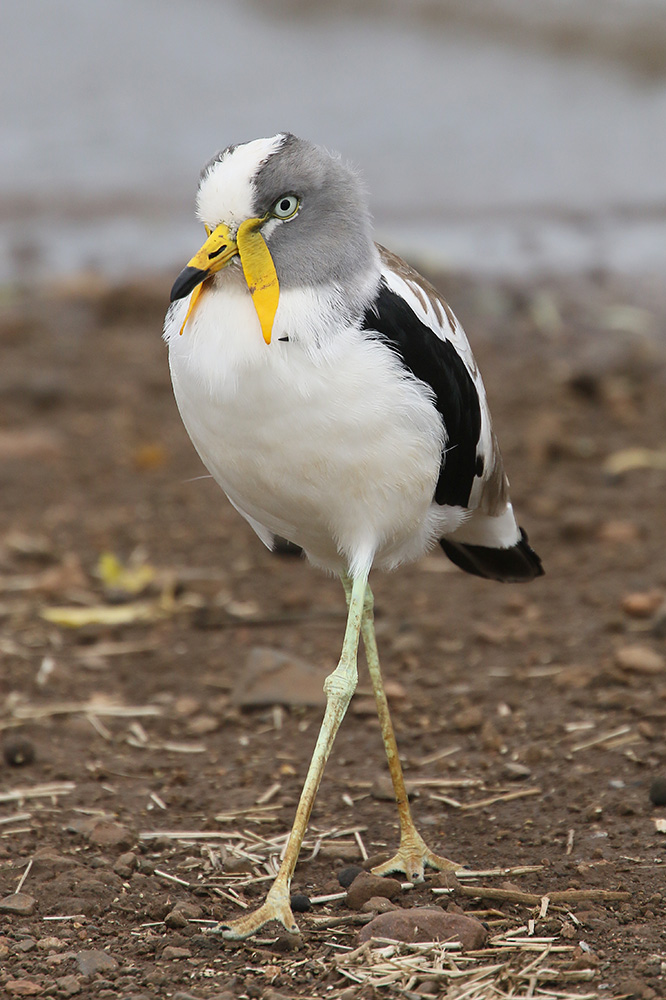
[452,705,484,732]
[3,736,36,766]
[113,851,138,877]
[360,896,399,914]
[37,936,65,951]
[649,777,666,807]
[5,981,44,997]
[290,893,311,913]
[338,865,364,888]
[55,975,82,997]
[0,893,36,916]
[75,949,119,976]
[615,644,665,675]
[164,909,189,929]
[371,775,407,801]
[622,591,663,618]
[597,520,640,544]
[31,851,80,876]
[232,646,330,707]
[359,908,487,949]
[162,945,192,960]
[502,762,532,780]
[88,820,135,850]
[346,872,402,910]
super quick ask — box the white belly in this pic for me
[166,285,467,575]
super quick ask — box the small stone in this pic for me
[87,821,135,850]
[232,646,330,707]
[338,865,364,888]
[346,872,402,910]
[359,908,487,949]
[55,975,81,997]
[371,775,399,801]
[75,949,119,976]
[290,893,311,913]
[622,591,663,618]
[597,520,640,544]
[502,762,532,780]
[418,982,440,997]
[164,909,189,929]
[31,851,80,876]
[615,644,665,675]
[649,777,666,806]
[162,945,192,959]
[223,857,255,874]
[6,981,44,997]
[452,706,484,732]
[0,892,36,915]
[113,851,138,877]
[37,936,64,951]
[360,896,398,913]
[3,737,36,766]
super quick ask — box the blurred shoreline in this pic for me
[2,0,666,283]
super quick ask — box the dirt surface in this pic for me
[1,271,666,999]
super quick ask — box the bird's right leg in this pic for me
[219,573,367,940]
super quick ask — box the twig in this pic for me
[571,725,632,752]
[455,885,631,905]
[15,858,33,894]
[0,782,75,804]
[458,787,542,811]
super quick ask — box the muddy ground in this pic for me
[1,269,666,999]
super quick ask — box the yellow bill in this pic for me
[170,218,280,343]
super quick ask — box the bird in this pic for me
[165,133,543,940]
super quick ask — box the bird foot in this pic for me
[371,830,460,883]
[217,881,299,941]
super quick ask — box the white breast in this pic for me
[165,281,469,576]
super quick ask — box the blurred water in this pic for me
[2,0,666,281]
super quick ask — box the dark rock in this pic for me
[649,777,666,806]
[338,865,364,888]
[359,908,487,950]
[290,893,311,912]
[0,893,36,916]
[346,872,402,910]
[3,737,36,766]
[164,909,189,930]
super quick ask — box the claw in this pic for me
[371,830,460,882]
[217,881,299,941]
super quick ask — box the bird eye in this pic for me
[271,194,300,220]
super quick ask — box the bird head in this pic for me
[170,134,376,343]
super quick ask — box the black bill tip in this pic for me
[170,265,209,303]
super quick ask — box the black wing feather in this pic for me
[362,279,481,508]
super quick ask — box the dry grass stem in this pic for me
[0,782,75,805]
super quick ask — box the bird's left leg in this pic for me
[345,577,460,881]
[219,573,367,940]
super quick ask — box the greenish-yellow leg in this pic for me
[343,576,460,881]
[219,574,368,940]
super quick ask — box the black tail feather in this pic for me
[439,528,544,583]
